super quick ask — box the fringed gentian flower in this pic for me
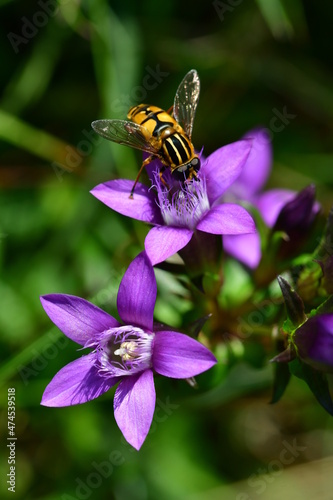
[222,129,300,268]
[91,140,256,266]
[40,252,217,450]
[293,314,333,372]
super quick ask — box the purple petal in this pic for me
[196,204,256,235]
[295,315,333,370]
[201,139,252,205]
[40,294,119,345]
[153,331,217,378]
[114,369,155,450]
[90,180,163,225]
[256,189,296,227]
[117,252,156,331]
[145,226,193,265]
[274,185,319,233]
[223,232,262,269]
[41,353,117,407]
[234,128,273,197]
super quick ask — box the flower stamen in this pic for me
[114,341,140,360]
[96,325,154,377]
[153,170,210,230]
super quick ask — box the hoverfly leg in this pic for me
[166,105,174,116]
[192,170,200,182]
[129,155,155,199]
[159,168,170,191]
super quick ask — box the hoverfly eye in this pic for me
[172,166,188,181]
[191,157,201,172]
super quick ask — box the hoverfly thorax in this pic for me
[91,70,201,197]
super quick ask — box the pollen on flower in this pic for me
[114,341,140,360]
[153,170,210,230]
[96,325,154,377]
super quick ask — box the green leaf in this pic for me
[88,0,141,178]
[284,154,333,185]
[219,258,254,308]
[0,327,63,386]
[255,0,294,40]
[315,295,333,315]
[187,363,273,409]
[270,361,291,404]
[314,206,333,260]
[289,359,333,416]
[187,314,212,339]
[0,110,71,165]
[2,22,69,114]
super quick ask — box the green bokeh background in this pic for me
[1,1,333,499]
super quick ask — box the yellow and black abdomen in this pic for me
[161,133,194,168]
[128,103,199,180]
[128,104,176,137]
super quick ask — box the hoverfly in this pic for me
[91,69,201,198]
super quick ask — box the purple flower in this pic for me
[222,129,297,268]
[293,314,333,372]
[40,252,216,450]
[91,140,256,266]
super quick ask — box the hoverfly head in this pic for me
[172,156,201,182]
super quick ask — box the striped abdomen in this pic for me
[128,103,199,177]
[161,132,193,168]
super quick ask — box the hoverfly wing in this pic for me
[173,69,200,139]
[91,119,159,155]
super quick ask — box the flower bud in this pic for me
[293,314,333,372]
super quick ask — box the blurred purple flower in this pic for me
[293,314,333,372]
[222,129,298,268]
[91,140,256,266]
[40,252,216,450]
